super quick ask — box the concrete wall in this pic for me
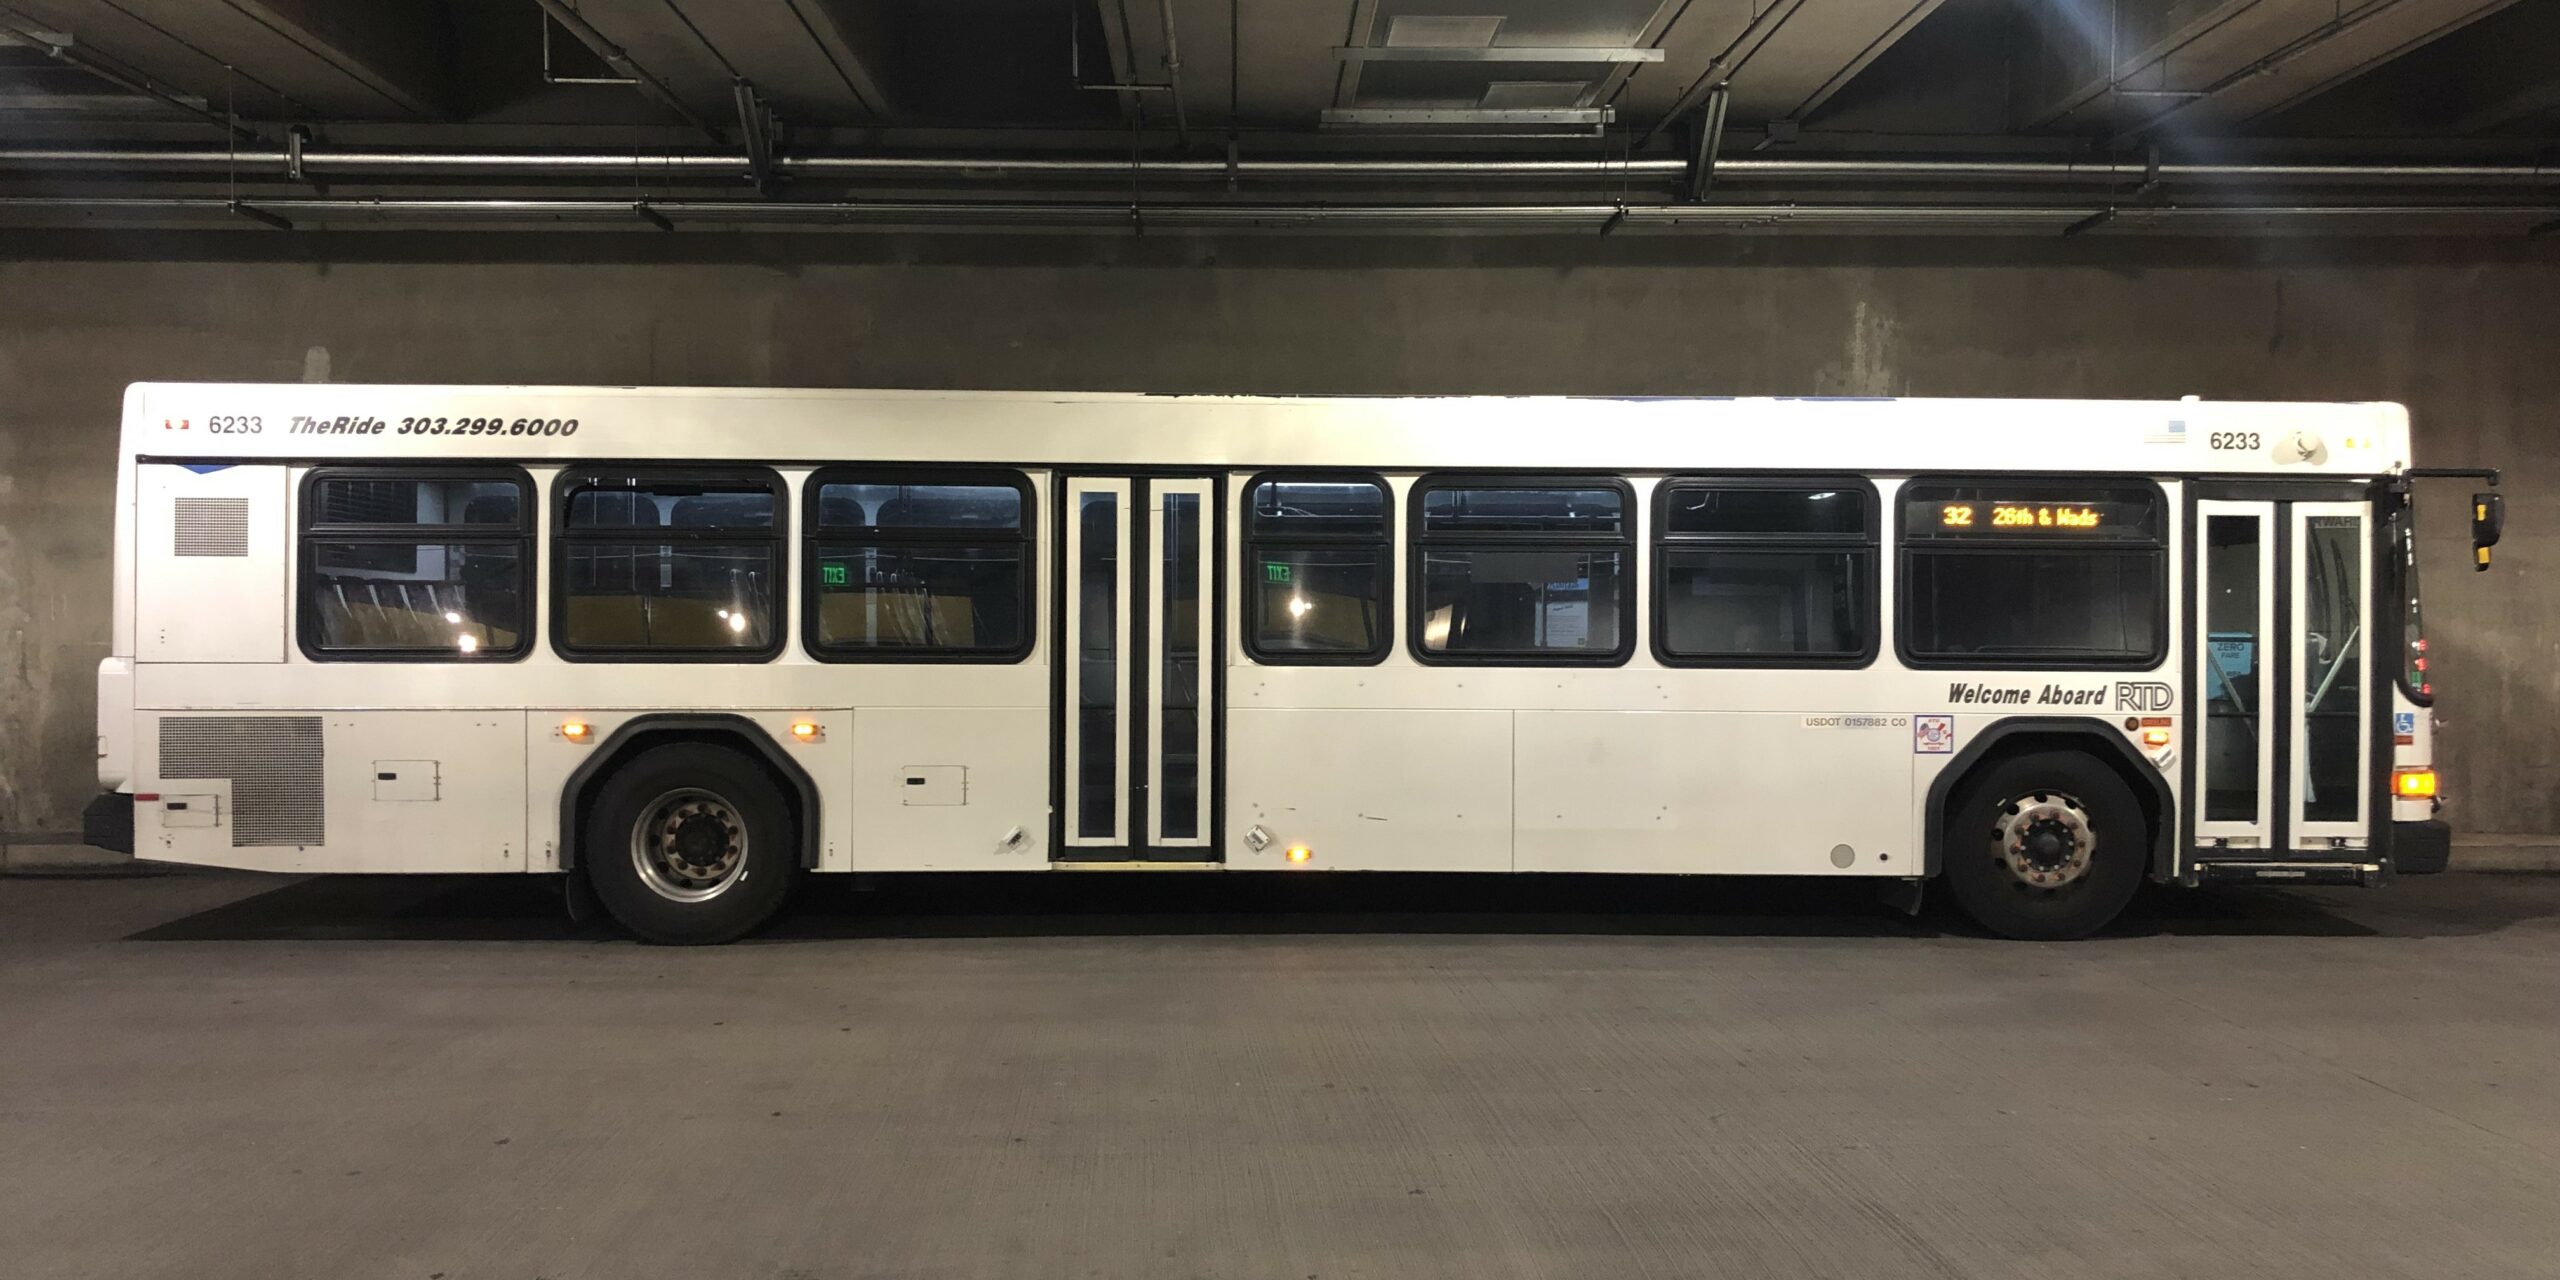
[2,233,2552,836]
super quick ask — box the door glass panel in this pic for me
[1158,493,1203,840]
[2203,515,2263,822]
[2301,515,2365,824]
[1076,491,1120,839]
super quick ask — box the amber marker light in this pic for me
[2141,728,2173,748]
[2393,768,2438,799]
[560,719,593,743]
[790,719,823,743]
[1285,844,1314,864]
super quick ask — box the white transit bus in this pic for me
[87,385,2497,942]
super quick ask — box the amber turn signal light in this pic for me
[560,719,593,743]
[2392,767,2437,799]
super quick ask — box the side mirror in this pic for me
[2472,492,2505,571]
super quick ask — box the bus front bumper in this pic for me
[2391,818,2453,876]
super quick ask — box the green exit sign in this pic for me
[1263,561,1291,583]
[821,564,848,586]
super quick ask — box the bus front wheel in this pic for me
[584,743,799,945]
[1941,750,2147,941]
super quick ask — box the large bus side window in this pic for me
[299,467,534,661]
[1244,473,1390,664]
[803,470,1034,661]
[1410,476,1634,664]
[1898,480,2166,668]
[1653,477,1877,667]
[555,467,785,661]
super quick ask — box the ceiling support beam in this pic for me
[532,0,725,144]
[1687,83,1731,202]
[0,11,261,142]
[216,0,446,118]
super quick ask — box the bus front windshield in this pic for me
[2391,502,2430,703]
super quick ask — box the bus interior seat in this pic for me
[819,587,975,647]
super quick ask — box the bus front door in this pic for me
[1056,475,1222,862]
[2191,497,2376,867]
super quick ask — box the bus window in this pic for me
[300,469,533,660]
[1899,481,2166,668]
[555,469,784,659]
[804,472,1033,660]
[1412,478,1633,663]
[1654,479,1876,666]
[1244,475,1390,663]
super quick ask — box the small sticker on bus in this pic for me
[1914,715,1955,754]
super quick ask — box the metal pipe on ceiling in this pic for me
[1,146,2555,188]
[1,194,2552,233]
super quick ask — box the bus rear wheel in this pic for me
[1941,750,2147,941]
[584,743,798,945]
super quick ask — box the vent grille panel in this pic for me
[173,497,251,556]
[159,716,325,847]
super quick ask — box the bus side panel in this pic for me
[848,706,1049,871]
[1227,708,1512,871]
[135,463,288,664]
[136,709,526,873]
[1514,711,1913,875]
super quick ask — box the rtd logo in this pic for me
[162,418,190,430]
[2114,682,2175,712]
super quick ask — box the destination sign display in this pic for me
[1903,488,2160,541]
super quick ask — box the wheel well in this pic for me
[1926,725,2170,880]
[559,718,817,871]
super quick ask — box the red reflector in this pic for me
[135,792,160,802]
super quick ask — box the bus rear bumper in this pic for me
[82,792,134,856]
[2390,818,2453,876]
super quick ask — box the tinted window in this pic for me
[1251,547,1387,656]
[567,483,774,530]
[807,471,1033,660]
[313,477,521,527]
[1899,480,2166,668]
[1664,487,1865,537]
[1904,551,2162,663]
[1420,549,1625,654]
[817,482,1023,531]
[309,544,526,656]
[1656,479,1876,665]
[1422,487,1624,535]
[1413,477,1632,662]
[1246,476,1391,663]
[1660,549,1862,659]
[563,543,777,650]
[556,470,785,658]
[302,470,532,661]
[1251,481,1388,538]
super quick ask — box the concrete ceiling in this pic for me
[0,0,2552,145]
[1,0,2556,238]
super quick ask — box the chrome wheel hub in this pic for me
[631,788,748,903]
[1991,791,2096,890]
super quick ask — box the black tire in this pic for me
[1940,750,2149,941]
[583,742,798,945]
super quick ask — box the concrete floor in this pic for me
[2,871,2554,1280]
